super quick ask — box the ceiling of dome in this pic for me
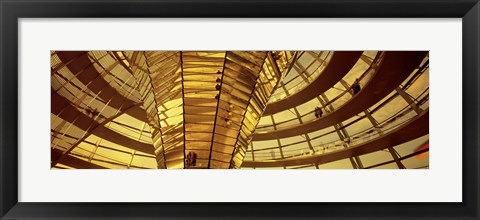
[51,51,429,169]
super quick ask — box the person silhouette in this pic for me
[191,152,197,167]
[314,107,323,118]
[352,78,361,95]
[186,152,192,167]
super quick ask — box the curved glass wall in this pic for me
[257,51,382,131]
[244,54,429,169]
[268,51,334,103]
[51,50,429,169]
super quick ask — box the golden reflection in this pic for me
[51,51,429,169]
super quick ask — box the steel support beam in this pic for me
[396,87,423,115]
[319,94,364,169]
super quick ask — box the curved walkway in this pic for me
[51,91,154,155]
[263,51,363,115]
[52,148,107,169]
[252,51,428,141]
[242,109,428,167]
[56,52,145,121]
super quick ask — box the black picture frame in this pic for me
[1,0,479,219]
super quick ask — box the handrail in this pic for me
[252,51,429,141]
[257,52,386,131]
[248,84,429,156]
[262,51,364,115]
[250,92,428,159]
[364,146,429,169]
[242,109,429,168]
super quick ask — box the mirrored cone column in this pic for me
[130,51,289,169]
[182,51,289,168]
